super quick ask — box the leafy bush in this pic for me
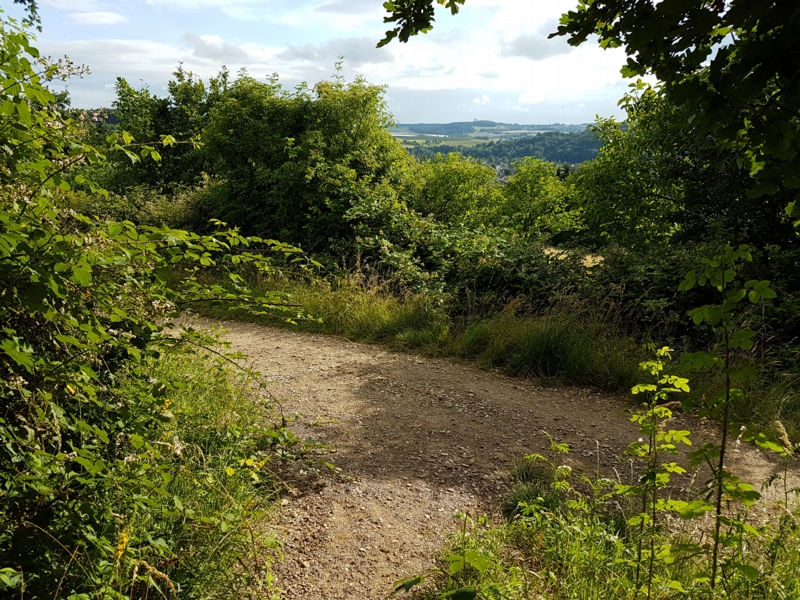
[402,153,501,225]
[201,71,411,252]
[501,157,582,238]
[64,185,197,228]
[0,15,306,597]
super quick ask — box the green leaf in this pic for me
[735,563,760,581]
[676,499,714,519]
[55,335,83,348]
[464,550,491,573]
[71,263,93,286]
[0,568,24,590]
[1,338,34,372]
[666,580,687,592]
[391,575,425,595]
[447,553,465,575]
[94,427,109,443]
[155,266,171,282]
[447,589,478,600]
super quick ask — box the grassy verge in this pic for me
[395,439,800,600]
[195,273,800,438]
[105,343,302,600]
[197,275,641,391]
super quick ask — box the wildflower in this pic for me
[114,528,130,561]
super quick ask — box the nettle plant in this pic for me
[616,346,693,597]
[616,244,790,596]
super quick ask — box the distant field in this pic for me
[396,135,489,147]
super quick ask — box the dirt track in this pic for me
[193,318,791,599]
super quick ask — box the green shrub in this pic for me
[0,18,304,597]
[64,184,196,228]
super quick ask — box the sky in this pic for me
[19,0,636,124]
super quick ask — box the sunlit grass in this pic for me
[196,273,800,439]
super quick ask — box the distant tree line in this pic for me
[406,130,601,167]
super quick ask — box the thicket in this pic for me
[0,10,311,598]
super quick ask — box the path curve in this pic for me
[193,318,789,599]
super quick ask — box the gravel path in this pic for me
[192,318,790,599]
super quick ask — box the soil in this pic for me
[191,317,796,600]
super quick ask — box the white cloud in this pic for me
[182,33,248,62]
[70,11,127,25]
[518,91,545,104]
[43,0,104,8]
[500,19,572,61]
[278,37,393,67]
[144,0,384,29]
[38,0,634,122]
[313,0,376,15]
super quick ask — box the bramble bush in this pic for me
[0,11,311,598]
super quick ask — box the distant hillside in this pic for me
[406,130,601,166]
[396,121,591,135]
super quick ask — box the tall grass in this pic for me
[197,273,800,438]
[198,274,641,392]
[112,346,289,599]
[444,301,639,390]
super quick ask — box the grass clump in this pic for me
[445,302,639,390]
[200,275,641,392]
[394,437,800,600]
[115,347,295,599]
[202,273,449,349]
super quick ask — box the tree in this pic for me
[403,153,500,224]
[379,0,800,210]
[502,157,581,237]
[102,66,224,192]
[575,85,798,249]
[202,72,410,252]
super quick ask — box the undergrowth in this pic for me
[404,468,800,600]
[113,346,294,599]
[2,344,301,599]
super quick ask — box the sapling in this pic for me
[615,346,692,598]
[678,245,776,591]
